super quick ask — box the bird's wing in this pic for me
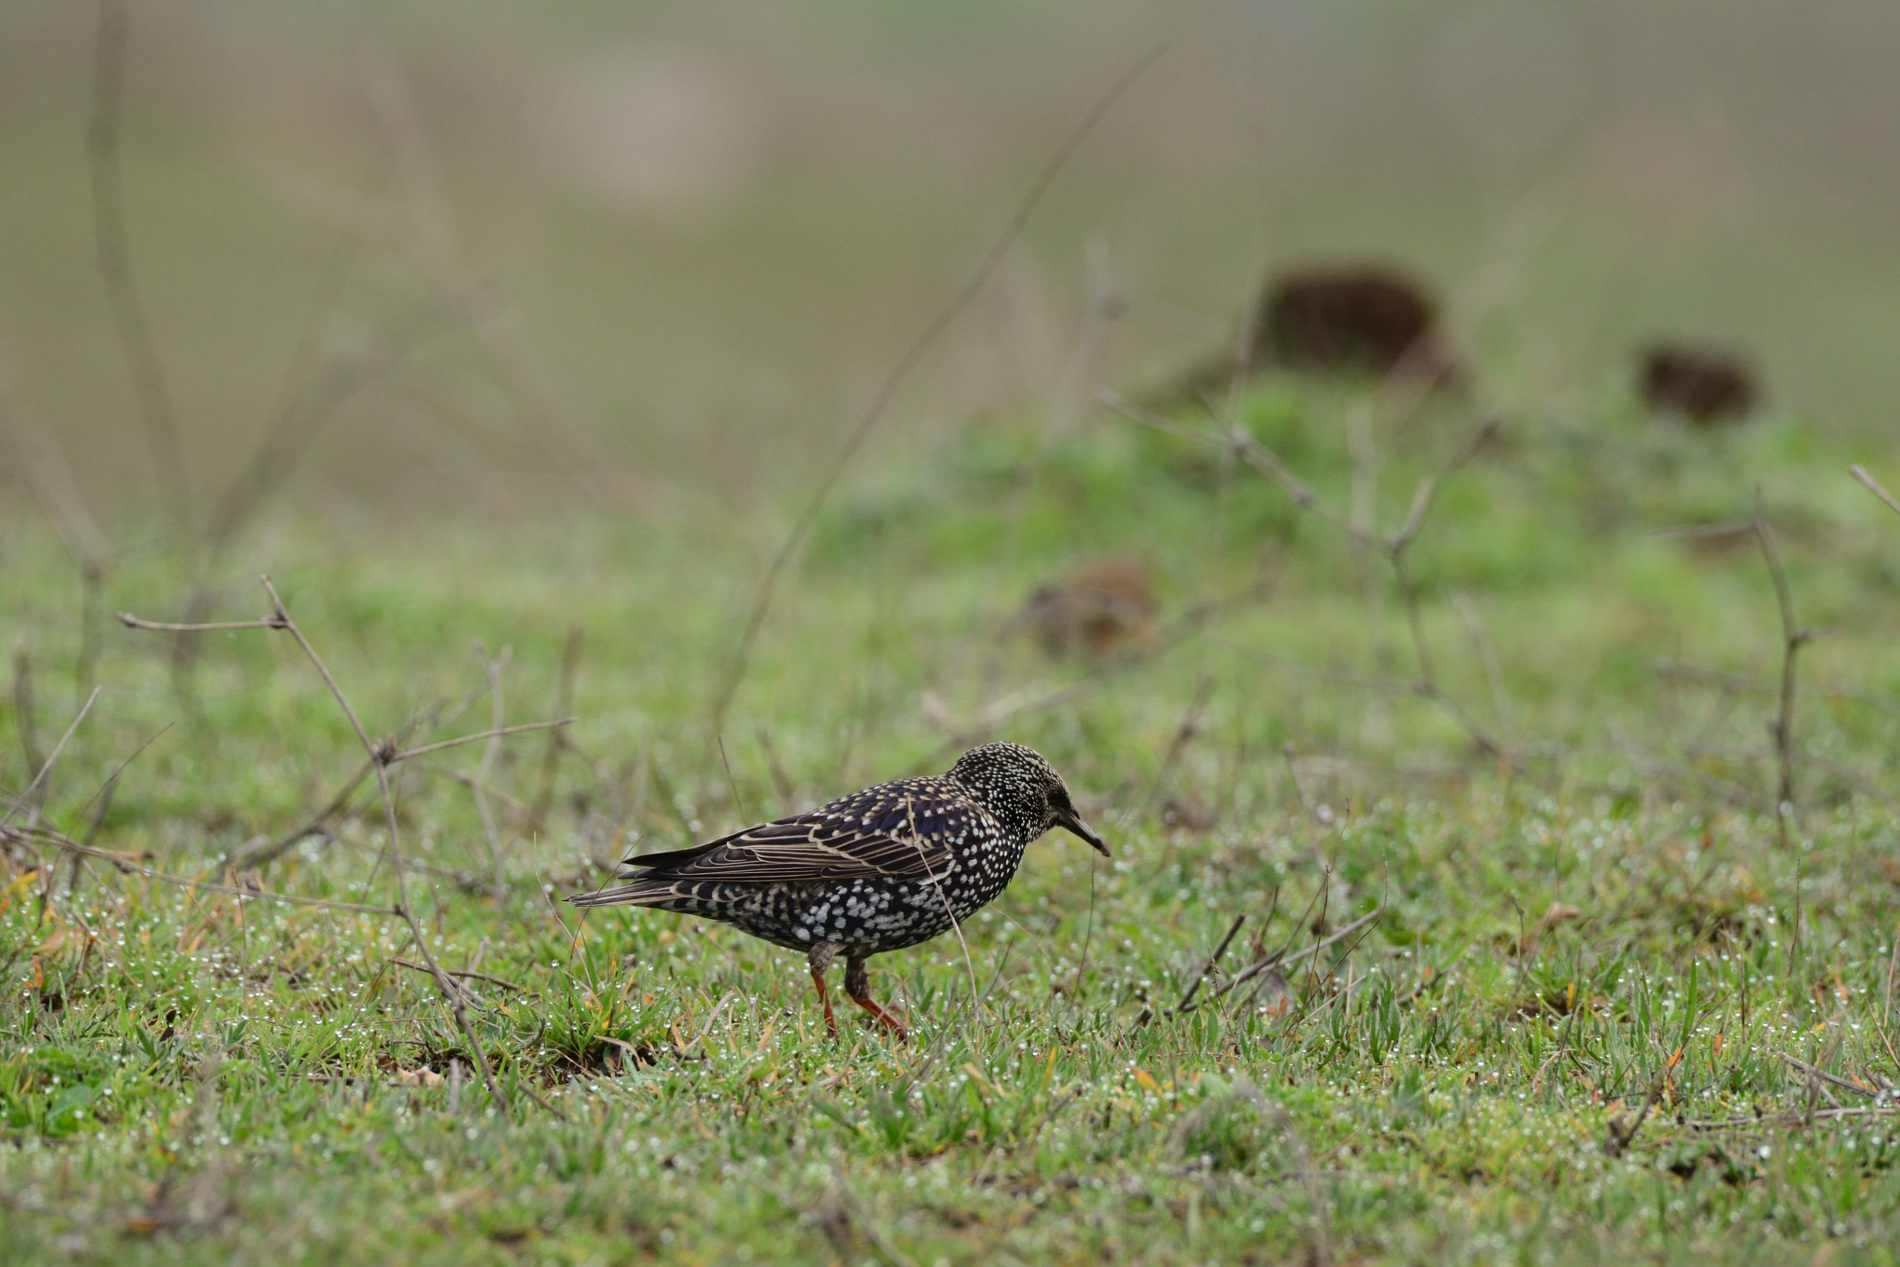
[618,778,974,883]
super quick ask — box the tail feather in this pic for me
[566,879,679,909]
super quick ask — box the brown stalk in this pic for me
[0,406,117,700]
[257,576,510,1114]
[361,60,619,508]
[3,822,397,917]
[709,44,1166,735]
[10,646,45,818]
[1752,488,1812,847]
[1143,913,1245,1025]
[1183,905,1384,1017]
[1851,464,1900,519]
[528,625,583,834]
[1604,1064,1670,1159]
[88,0,192,539]
[1107,392,1502,753]
[388,957,527,994]
[121,579,514,1118]
[390,720,574,765]
[468,644,512,901]
[1,686,101,831]
[203,310,435,561]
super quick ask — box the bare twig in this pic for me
[1111,392,1503,754]
[1150,913,1244,1023]
[389,957,527,994]
[0,407,117,702]
[204,310,435,557]
[387,719,574,765]
[709,44,1166,734]
[259,576,511,1115]
[1753,488,1812,847]
[1605,1063,1672,1159]
[121,578,514,1118]
[3,822,398,916]
[117,613,286,633]
[1453,593,1515,743]
[1,686,100,830]
[9,645,46,818]
[1182,906,1384,1016]
[88,0,192,538]
[469,644,512,901]
[528,625,583,834]
[1851,465,1900,519]
[68,723,170,892]
[1780,1053,1879,1100]
[361,60,618,507]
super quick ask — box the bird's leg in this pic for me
[808,942,841,1040]
[844,955,907,1041]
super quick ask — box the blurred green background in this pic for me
[5,0,1900,525]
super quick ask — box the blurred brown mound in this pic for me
[1259,266,1449,378]
[1157,265,1457,406]
[1639,344,1759,424]
[1016,556,1158,662]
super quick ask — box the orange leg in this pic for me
[810,966,839,1039]
[845,956,907,1041]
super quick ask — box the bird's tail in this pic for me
[566,879,679,910]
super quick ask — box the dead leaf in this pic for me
[1538,902,1584,932]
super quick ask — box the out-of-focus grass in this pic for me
[5,376,1900,1263]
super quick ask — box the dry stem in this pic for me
[1752,488,1812,847]
[120,579,515,1118]
[88,0,192,538]
[708,44,1166,735]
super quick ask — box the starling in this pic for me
[569,742,1107,1040]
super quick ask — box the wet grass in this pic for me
[6,379,1900,1263]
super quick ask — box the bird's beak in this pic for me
[1055,805,1110,856]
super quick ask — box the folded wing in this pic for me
[611,778,973,885]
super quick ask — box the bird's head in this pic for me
[946,742,1109,856]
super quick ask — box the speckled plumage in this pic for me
[568,742,1107,1039]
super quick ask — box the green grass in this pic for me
[7,377,1900,1263]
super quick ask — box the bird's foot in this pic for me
[849,993,908,1042]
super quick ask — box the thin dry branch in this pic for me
[469,644,511,901]
[0,402,116,572]
[360,60,619,508]
[88,0,192,538]
[121,578,514,1118]
[204,310,435,557]
[9,646,46,818]
[1179,906,1385,1017]
[1143,913,1245,1025]
[1851,464,1900,519]
[389,719,574,765]
[0,686,100,830]
[3,823,398,917]
[117,612,286,633]
[389,957,528,994]
[529,625,583,834]
[1753,488,1812,847]
[0,408,117,701]
[1453,593,1515,743]
[1109,391,1502,753]
[255,576,511,1116]
[708,45,1166,734]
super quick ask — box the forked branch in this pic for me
[121,579,515,1117]
[1104,390,1501,753]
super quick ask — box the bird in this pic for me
[568,742,1108,1040]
